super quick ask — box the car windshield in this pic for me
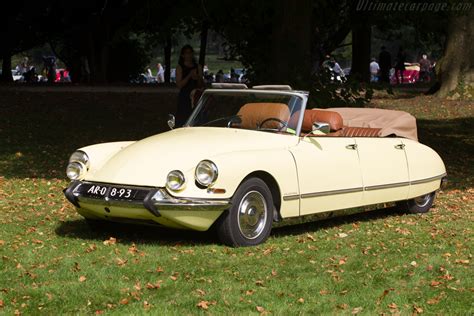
[187,90,304,134]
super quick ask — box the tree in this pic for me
[435,8,474,97]
[0,1,50,82]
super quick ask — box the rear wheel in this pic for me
[397,191,436,214]
[216,178,273,247]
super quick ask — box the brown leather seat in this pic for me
[237,103,290,129]
[340,127,381,137]
[289,109,343,133]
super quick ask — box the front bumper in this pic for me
[63,181,231,231]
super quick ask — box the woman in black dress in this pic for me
[175,45,203,126]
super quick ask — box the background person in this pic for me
[419,53,431,82]
[156,63,164,83]
[175,45,203,126]
[370,58,380,82]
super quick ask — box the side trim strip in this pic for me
[301,187,363,198]
[364,181,410,191]
[410,173,447,185]
[283,194,300,201]
[282,173,447,201]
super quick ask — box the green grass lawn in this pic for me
[0,87,473,315]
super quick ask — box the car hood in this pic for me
[86,127,297,187]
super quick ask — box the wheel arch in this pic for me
[240,170,282,221]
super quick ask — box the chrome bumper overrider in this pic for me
[63,181,231,217]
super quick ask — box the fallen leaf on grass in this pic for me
[256,306,265,312]
[430,280,442,287]
[195,289,206,296]
[427,292,446,305]
[306,233,316,241]
[454,259,469,264]
[134,282,141,291]
[352,307,363,314]
[143,301,151,310]
[297,298,304,303]
[337,233,348,238]
[72,262,80,272]
[120,298,129,305]
[0,300,4,308]
[79,276,87,282]
[103,237,117,246]
[86,244,97,253]
[116,258,127,266]
[413,305,424,314]
[145,282,161,290]
[197,300,216,310]
[377,288,394,304]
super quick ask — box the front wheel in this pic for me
[397,191,436,214]
[216,178,273,247]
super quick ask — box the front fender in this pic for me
[172,148,300,218]
[79,141,135,178]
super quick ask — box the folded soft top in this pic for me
[327,107,418,141]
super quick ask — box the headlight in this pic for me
[166,170,185,191]
[66,161,85,180]
[66,150,89,180]
[195,160,218,187]
[69,151,90,169]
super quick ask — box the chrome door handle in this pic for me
[394,144,405,150]
[346,144,358,150]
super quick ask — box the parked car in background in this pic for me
[390,63,420,84]
[64,84,446,247]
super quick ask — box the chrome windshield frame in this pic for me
[185,89,309,137]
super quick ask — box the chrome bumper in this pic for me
[63,181,231,217]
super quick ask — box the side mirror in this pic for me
[227,116,242,128]
[167,114,175,130]
[312,122,330,134]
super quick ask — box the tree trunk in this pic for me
[435,9,474,98]
[199,21,209,66]
[270,0,312,87]
[1,50,13,82]
[164,35,172,84]
[351,20,371,82]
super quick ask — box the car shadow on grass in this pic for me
[271,205,403,238]
[55,205,405,246]
[54,219,218,246]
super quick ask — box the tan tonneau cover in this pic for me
[327,107,418,141]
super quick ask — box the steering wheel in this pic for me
[258,117,288,132]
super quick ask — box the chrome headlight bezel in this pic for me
[195,160,218,187]
[68,150,90,169]
[66,161,86,180]
[166,170,186,191]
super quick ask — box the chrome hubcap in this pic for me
[237,191,267,239]
[414,194,431,207]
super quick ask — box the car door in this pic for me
[290,137,364,216]
[355,138,409,205]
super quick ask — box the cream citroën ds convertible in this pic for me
[63,84,446,246]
